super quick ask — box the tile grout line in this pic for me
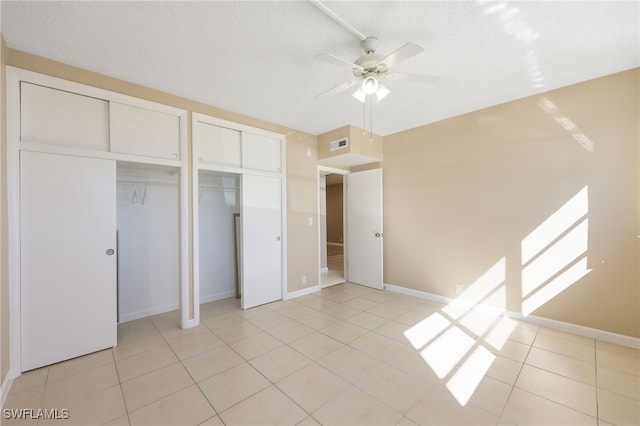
[594,340,600,424]
[496,323,539,424]
[110,348,132,426]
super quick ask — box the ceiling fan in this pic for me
[315,36,440,103]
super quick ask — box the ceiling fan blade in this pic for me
[385,72,440,84]
[314,79,359,99]
[317,53,364,71]
[377,42,424,70]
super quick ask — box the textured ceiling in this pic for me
[1,1,638,136]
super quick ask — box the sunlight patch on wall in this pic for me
[521,186,588,264]
[521,186,592,315]
[442,257,506,320]
[523,257,591,316]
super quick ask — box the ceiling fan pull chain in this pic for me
[363,96,367,135]
[370,96,374,141]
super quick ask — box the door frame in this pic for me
[317,165,349,288]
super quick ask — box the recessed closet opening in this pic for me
[116,163,180,323]
[198,171,240,306]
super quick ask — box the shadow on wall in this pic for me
[403,184,591,406]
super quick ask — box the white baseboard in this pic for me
[286,285,321,300]
[384,283,640,349]
[1,369,16,408]
[327,242,343,247]
[200,290,236,304]
[118,302,180,323]
[320,267,328,273]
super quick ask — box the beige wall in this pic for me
[286,131,320,292]
[5,48,320,307]
[1,34,10,386]
[326,183,343,244]
[318,126,350,160]
[349,125,383,160]
[318,125,382,163]
[383,69,640,338]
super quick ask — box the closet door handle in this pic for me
[276,236,281,241]
[105,249,115,256]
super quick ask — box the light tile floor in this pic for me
[3,282,639,426]
[321,253,344,287]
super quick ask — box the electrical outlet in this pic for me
[455,284,464,294]
[302,275,307,285]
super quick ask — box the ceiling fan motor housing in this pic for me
[353,36,388,78]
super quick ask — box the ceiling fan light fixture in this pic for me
[376,84,390,101]
[352,88,366,103]
[362,73,379,94]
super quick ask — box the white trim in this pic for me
[321,281,346,289]
[199,291,237,305]
[513,314,640,349]
[118,303,180,324]
[327,242,343,247]
[7,67,22,378]
[285,285,321,300]
[1,373,15,408]
[186,111,200,330]
[280,139,288,304]
[19,142,182,167]
[384,283,640,349]
[317,166,349,289]
[8,67,186,116]
[384,283,451,304]
[192,113,285,142]
[320,267,329,273]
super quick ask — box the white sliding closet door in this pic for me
[241,174,282,309]
[21,151,117,371]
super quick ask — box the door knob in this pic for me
[375,232,382,238]
[276,236,281,241]
[106,249,115,256]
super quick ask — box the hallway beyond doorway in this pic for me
[322,244,344,287]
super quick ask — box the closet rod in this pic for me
[199,185,238,192]
[117,179,177,187]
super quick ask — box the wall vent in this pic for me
[329,137,348,151]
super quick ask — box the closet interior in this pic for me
[198,171,240,304]
[116,163,180,322]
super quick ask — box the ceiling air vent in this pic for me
[330,138,348,151]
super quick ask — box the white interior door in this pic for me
[347,168,383,289]
[21,151,117,371]
[241,174,282,309]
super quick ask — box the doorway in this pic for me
[318,166,384,290]
[319,167,348,287]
